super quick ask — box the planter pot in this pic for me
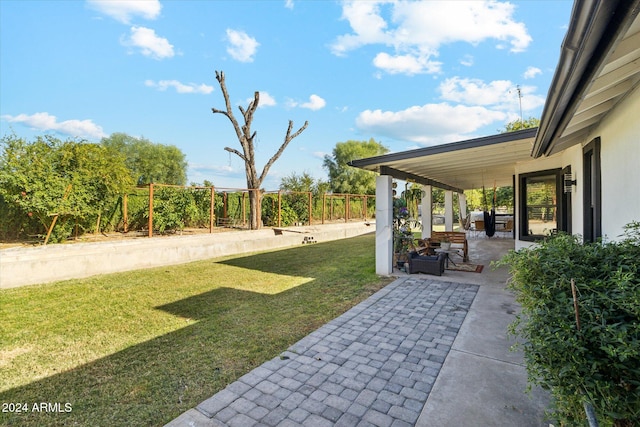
[440,242,451,250]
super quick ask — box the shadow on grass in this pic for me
[0,235,384,427]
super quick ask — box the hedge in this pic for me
[497,222,640,426]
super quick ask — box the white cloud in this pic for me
[2,112,107,139]
[438,77,545,112]
[460,54,474,67]
[284,0,294,10]
[189,162,235,174]
[260,92,277,107]
[145,79,214,94]
[313,151,329,159]
[356,103,506,145]
[331,0,531,75]
[226,29,259,62]
[523,66,542,79]
[373,52,441,75]
[122,26,174,59]
[87,0,162,24]
[439,77,513,106]
[250,91,277,108]
[300,94,326,110]
[287,94,326,111]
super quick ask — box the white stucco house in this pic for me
[349,0,640,275]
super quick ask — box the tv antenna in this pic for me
[516,85,523,125]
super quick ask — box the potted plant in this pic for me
[393,200,411,268]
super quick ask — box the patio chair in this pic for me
[407,251,446,276]
[498,219,513,238]
[472,219,485,238]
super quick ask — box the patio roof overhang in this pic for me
[348,127,537,193]
[349,1,640,192]
[533,0,640,157]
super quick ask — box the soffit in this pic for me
[548,12,640,154]
[349,129,536,191]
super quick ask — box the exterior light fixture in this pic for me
[564,173,577,193]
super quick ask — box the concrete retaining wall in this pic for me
[0,222,375,289]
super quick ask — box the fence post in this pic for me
[330,195,334,221]
[209,186,215,232]
[322,193,326,224]
[223,192,228,219]
[277,190,282,227]
[242,191,247,227]
[364,195,368,221]
[346,194,350,223]
[148,183,154,237]
[308,191,312,225]
[123,193,129,233]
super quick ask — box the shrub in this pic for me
[497,222,640,426]
[0,135,132,242]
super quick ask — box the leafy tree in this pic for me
[211,70,308,230]
[277,172,330,224]
[502,116,540,132]
[324,138,389,195]
[0,134,133,242]
[464,187,514,211]
[280,172,328,195]
[101,133,188,185]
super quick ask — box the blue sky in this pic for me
[1,0,573,189]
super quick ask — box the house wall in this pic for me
[515,84,640,249]
[590,84,640,240]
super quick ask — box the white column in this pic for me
[444,190,454,231]
[458,193,467,229]
[421,185,432,239]
[375,175,393,275]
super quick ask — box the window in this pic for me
[519,169,562,241]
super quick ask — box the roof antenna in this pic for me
[516,85,523,126]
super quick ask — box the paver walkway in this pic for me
[166,277,479,427]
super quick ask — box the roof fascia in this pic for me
[349,127,538,170]
[532,0,640,158]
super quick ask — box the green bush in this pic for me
[497,223,640,426]
[261,194,298,226]
[0,135,132,242]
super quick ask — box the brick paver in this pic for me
[166,277,478,426]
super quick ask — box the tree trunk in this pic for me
[212,70,308,230]
[248,189,261,230]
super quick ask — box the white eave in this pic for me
[533,0,640,157]
[348,128,537,192]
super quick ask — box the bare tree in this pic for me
[211,71,309,229]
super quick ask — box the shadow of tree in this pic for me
[0,234,384,426]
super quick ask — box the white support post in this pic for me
[421,185,432,239]
[375,175,393,275]
[444,190,454,231]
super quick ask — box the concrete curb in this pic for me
[0,222,374,289]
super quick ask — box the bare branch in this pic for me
[212,71,246,151]
[224,146,247,163]
[259,120,309,183]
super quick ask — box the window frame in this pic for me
[518,168,564,242]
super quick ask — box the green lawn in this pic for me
[0,233,390,426]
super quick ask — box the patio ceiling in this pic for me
[348,128,537,193]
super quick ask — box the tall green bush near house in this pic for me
[498,223,640,426]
